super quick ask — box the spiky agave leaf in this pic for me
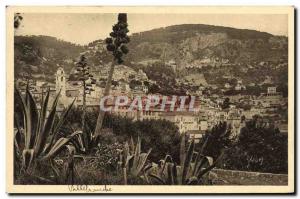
[132,149,152,177]
[34,90,59,156]
[193,155,214,178]
[15,87,38,171]
[14,115,23,153]
[166,162,174,185]
[132,137,141,172]
[148,173,165,184]
[24,88,39,149]
[22,149,34,170]
[35,89,50,146]
[129,137,135,154]
[176,165,183,185]
[69,131,85,153]
[196,152,223,182]
[182,139,195,184]
[44,97,75,155]
[159,154,173,177]
[172,162,178,185]
[42,131,82,159]
[179,133,186,167]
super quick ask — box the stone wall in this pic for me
[210,169,288,185]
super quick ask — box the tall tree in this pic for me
[94,13,130,137]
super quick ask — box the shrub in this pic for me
[221,118,288,174]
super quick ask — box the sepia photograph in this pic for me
[6,6,294,194]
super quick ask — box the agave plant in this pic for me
[68,122,98,155]
[94,13,130,138]
[49,145,78,184]
[118,137,152,185]
[148,135,221,185]
[14,87,81,172]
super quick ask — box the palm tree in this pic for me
[94,13,130,137]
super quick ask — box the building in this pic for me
[55,67,66,98]
[258,87,283,107]
[267,86,277,94]
[224,83,231,89]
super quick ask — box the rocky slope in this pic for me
[14,24,288,88]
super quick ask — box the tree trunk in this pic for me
[94,60,116,137]
[82,81,86,132]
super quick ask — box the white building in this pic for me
[55,67,66,96]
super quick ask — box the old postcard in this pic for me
[6,6,294,194]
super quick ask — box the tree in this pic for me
[199,122,232,161]
[221,97,230,109]
[129,79,142,89]
[94,13,130,138]
[222,118,288,174]
[64,107,181,163]
[148,83,160,94]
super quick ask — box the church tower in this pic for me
[55,67,66,98]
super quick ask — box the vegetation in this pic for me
[64,108,181,162]
[200,119,288,174]
[13,13,288,186]
[14,87,80,183]
[147,136,220,185]
[94,13,130,137]
[14,88,215,184]
[118,137,151,184]
[221,117,288,174]
[14,90,288,184]
[73,55,97,153]
[199,122,232,160]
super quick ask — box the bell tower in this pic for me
[55,67,66,98]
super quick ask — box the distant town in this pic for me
[15,57,288,143]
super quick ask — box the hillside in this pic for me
[127,24,287,66]
[14,35,84,81]
[14,24,288,92]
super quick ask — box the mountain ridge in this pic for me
[14,24,288,90]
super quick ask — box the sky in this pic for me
[15,13,288,45]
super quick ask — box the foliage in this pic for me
[91,142,123,171]
[221,98,230,109]
[93,13,131,138]
[147,136,219,185]
[65,108,181,162]
[73,55,98,153]
[118,137,152,184]
[199,122,233,160]
[102,114,181,162]
[74,55,96,92]
[14,87,80,172]
[221,117,288,174]
[105,13,130,64]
